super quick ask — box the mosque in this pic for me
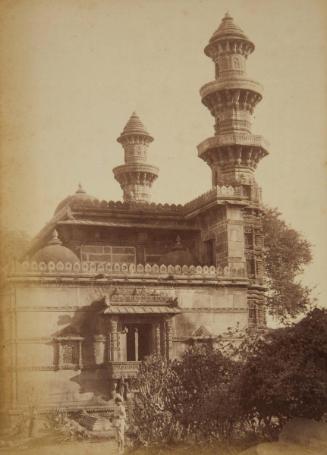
[1,13,268,415]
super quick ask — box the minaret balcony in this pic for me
[113,163,159,183]
[197,134,269,158]
[200,78,263,99]
[200,82,263,122]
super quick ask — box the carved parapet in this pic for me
[67,198,184,214]
[9,260,248,279]
[183,185,242,213]
[108,361,141,379]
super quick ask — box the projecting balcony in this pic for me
[197,133,270,157]
[200,78,263,100]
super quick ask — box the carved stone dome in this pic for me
[32,230,79,264]
[54,184,97,215]
[117,112,153,143]
[160,236,197,266]
[209,12,250,43]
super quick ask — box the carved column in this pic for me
[93,335,106,365]
[160,320,167,358]
[153,322,161,355]
[109,317,120,362]
[56,339,63,369]
[165,318,173,360]
[134,328,139,361]
[78,339,83,369]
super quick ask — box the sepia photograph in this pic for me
[0,1,326,454]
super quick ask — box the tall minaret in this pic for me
[113,112,159,203]
[198,12,269,189]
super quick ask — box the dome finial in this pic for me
[76,183,85,194]
[48,229,62,246]
[224,11,232,19]
[173,235,183,250]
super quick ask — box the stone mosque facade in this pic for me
[1,14,269,415]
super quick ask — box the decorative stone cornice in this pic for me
[7,260,247,280]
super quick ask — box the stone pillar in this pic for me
[160,320,167,359]
[57,340,64,369]
[165,318,173,360]
[134,328,139,361]
[153,322,161,355]
[109,317,120,362]
[93,335,106,365]
[120,330,127,362]
[78,339,83,369]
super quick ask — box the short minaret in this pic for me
[198,12,269,188]
[113,112,159,203]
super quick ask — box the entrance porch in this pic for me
[100,298,179,392]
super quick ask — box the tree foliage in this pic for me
[262,207,313,321]
[131,355,184,445]
[0,228,30,270]
[171,344,243,441]
[240,308,327,429]
[132,345,245,445]
[132,310,327,446]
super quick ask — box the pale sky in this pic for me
[0,0,326,305]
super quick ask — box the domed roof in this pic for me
[32,230,80,264]
[209,12,251,43]
[54,184,97,214]
[160,236,197,266]
[117,112,153,142]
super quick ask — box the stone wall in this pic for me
[1,282,249,410]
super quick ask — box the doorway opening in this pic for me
[126,323,152,361]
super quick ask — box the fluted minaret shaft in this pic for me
[198,13,269,188]
[113,112,159,203]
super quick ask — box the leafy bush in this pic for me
[239,308,327,435]
[171,344,243,441]
[132,346,244,445]
[132,310,327,447]
[131,355,184,445]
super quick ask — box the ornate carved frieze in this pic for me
[8,261,248,280]
[108,286,174,305]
